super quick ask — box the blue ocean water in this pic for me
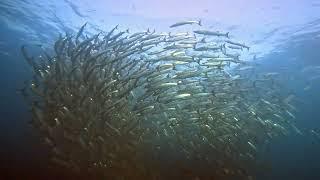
[0,0,320,179]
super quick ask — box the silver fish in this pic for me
[169,20,202,28]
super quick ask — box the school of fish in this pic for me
[20,21,302,179]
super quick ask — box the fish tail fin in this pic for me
[194,57,200,64]
[192,43,197,49]
[226,32,230,38]
[221,43,226,52]
[236,54,240,60]
[168,32,172,37]
[211,90,216,97]
[204,72,208,78]
[200,37,206,43]
[126,29,129,33]
[253,81,256,88]
[220,43,224,51]
[147,28,150,33]
[198,19,202,26]
[156,96,160,103]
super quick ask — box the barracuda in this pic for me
[20,20,305,180]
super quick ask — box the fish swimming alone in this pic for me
[194,30,230,38]
[225,40,250,50]
[169,20,202,28]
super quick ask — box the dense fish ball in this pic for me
[21,22,300,179]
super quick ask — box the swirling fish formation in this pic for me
[21,22,300,179]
